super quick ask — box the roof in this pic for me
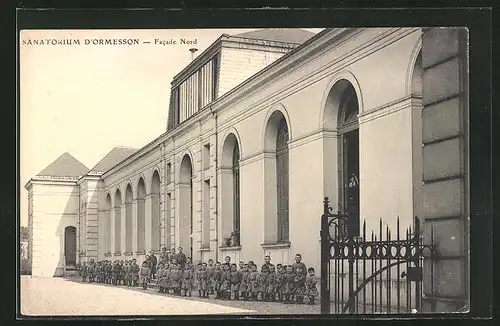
[91,147,137,173]
[36,152,89,178]
[233,28,316,44]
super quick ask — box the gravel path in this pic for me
[20,276,321,316]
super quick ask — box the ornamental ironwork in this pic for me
[320,197,438,314]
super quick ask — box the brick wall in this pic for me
[218,47,286,97]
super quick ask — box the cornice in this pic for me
[25,176,79,189]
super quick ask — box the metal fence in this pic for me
[320,197,436,314]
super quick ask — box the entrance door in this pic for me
[64,226,77,268]
[342,129,360,237]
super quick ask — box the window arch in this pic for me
[263,109,291,244]
[220,132,241,246]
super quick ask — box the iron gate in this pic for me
[320,197,437,314]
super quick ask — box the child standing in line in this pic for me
[267,265,277,302]
[229,263,241,300]
[213,262,223,299]
[81,262,87,282]
[283,265,296,303]
[238,263,250,301]
[220,263,232,300]
[294,266,307,304]
[87,260,95,283]
[171,264,182,295]
[258,265,269,301]
[160,262,170,293]
[207,259,215,295]
[181,262,193,297]
[248,264,259,301]
[304,267,319,305]
[106,261,113,284]
[156,262,164,293]
[139,262,151,290]
[193,262,201,297]
[277,264,287,302]
[130,259,140,287]
[198,262,209,298]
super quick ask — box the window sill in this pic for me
[136,250,146,255]
[261,242,291,249]
[220,245,242,252]
[124,252,133,256]
[113,252,122,257]
[104,252,112,257]
[200,246,211,252]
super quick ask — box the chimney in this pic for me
[189,48,198,61]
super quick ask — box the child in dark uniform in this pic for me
[81,262,87,282]
[283,265,296,303]
[304,267,319,305]
[248,264,259,301]
[293,266,307,303]
[197,262,209,298]
[238,263,250,301]
[139,261,151,290]
[156,262,164,292]
[258,265,269,301]
[229,264,241,300]
[193,262,201,296]
[181,263,193,297]
[213,262,223,299]
[130,259,139,287]
[277,264,286,302]
[220,263,231,300]
[206,259,215,295]
[171,264,182,295]
[267,265,277,301]
[104,261,111,284]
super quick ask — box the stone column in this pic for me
[132,199,138,254]
[421,27,468,312]
[145,193,152,253]
[110,205,116,254]
[121,203,126,256]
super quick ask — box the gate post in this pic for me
[320,197,330,314]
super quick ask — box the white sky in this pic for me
[20,28,324,226]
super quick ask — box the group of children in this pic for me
[79,258,141,286]
[80,253,319,305]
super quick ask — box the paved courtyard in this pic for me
[20,276,321,316]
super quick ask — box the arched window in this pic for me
[276,119,289,242]
[338,84,360,237]
[232,145,240,239]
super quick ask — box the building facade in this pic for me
[25,27,469,312]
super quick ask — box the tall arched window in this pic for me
[338,84,360,237]
[232,145,240,238]
[276,118,289,242]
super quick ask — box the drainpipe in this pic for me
[212,104,219,263]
